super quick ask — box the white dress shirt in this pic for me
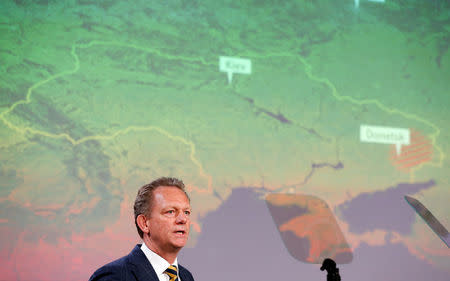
[141,243,180,281]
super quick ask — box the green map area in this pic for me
[0,0,449,280]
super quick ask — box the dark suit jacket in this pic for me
[89,244,195,281]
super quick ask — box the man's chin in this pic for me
[171,239,188,249]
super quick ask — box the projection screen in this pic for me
[1,0,449,280]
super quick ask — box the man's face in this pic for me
[146,186,191,254]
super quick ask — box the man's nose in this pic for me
[176,212,188,223]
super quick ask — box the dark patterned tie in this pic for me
[164,265,178,281]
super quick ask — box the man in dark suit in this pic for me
[89,177,195,281]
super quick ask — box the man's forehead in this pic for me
[153,186,190,202]
[154,185,186,194]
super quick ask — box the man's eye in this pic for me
[184,211,191,215]
[167,210,175,214]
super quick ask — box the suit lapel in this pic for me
[178,265,192,281]
[128,245,160,281]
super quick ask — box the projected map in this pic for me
[0,0,449,280]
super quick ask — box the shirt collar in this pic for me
[141,243,178,276]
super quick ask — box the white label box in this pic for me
[219,56,252,84]
[360,125,410,155]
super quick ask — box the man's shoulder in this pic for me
[88,255,130,281]
[88,245,143,281]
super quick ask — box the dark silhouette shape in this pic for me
[320,258,341,281]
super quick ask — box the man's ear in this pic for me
[136,214,150,235]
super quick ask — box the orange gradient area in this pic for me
[0,195,139,281]
[390,129,433,171]
[266,193,352,264]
